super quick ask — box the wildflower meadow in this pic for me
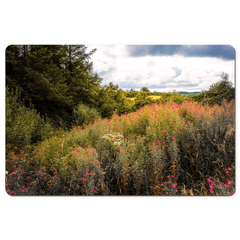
[5,98,235,196]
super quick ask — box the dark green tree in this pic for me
[192,72,235,105]
[96,82,118,118]
[140,87,150,93]
[63,45,102,107]
[6,45,102,127]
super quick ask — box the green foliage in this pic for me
[192,72,235,105]
[125,90,138,98]
[5,87,55,149]
[96,82,134,117]
[6,45,102,128]
[134,92,152,109]
[140,87,150,93]
[96,83,118,118]
[169,93,185,104]
[151,91,161,96]
[73,103,100,127]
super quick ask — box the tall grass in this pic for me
[5,99,235,196]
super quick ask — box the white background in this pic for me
[1,1,239,239]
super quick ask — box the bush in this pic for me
[192,72,235,105]
[170,94,185,104]
[134,92,152,109]
[6,87,55,150]
[73,103,100,127]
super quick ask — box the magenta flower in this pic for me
[172,184,176,188]
[13,172,16,175]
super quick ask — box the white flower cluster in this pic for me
[102,133,123,146]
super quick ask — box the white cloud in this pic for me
[87,45,235,92]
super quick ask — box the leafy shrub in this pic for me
[192,72,235,105]
[169,94,185,104]
[73,103,100,127]
[134,92,152,109]
[6,87,55,150]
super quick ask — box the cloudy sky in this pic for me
[86,45,235,92]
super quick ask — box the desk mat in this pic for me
[5,45,235,196]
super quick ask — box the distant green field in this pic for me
[127,97,135,101]
[150,96,162,100]
[127,96,161,101]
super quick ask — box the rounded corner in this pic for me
[228,189,236,197]
[5,188,13,197]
